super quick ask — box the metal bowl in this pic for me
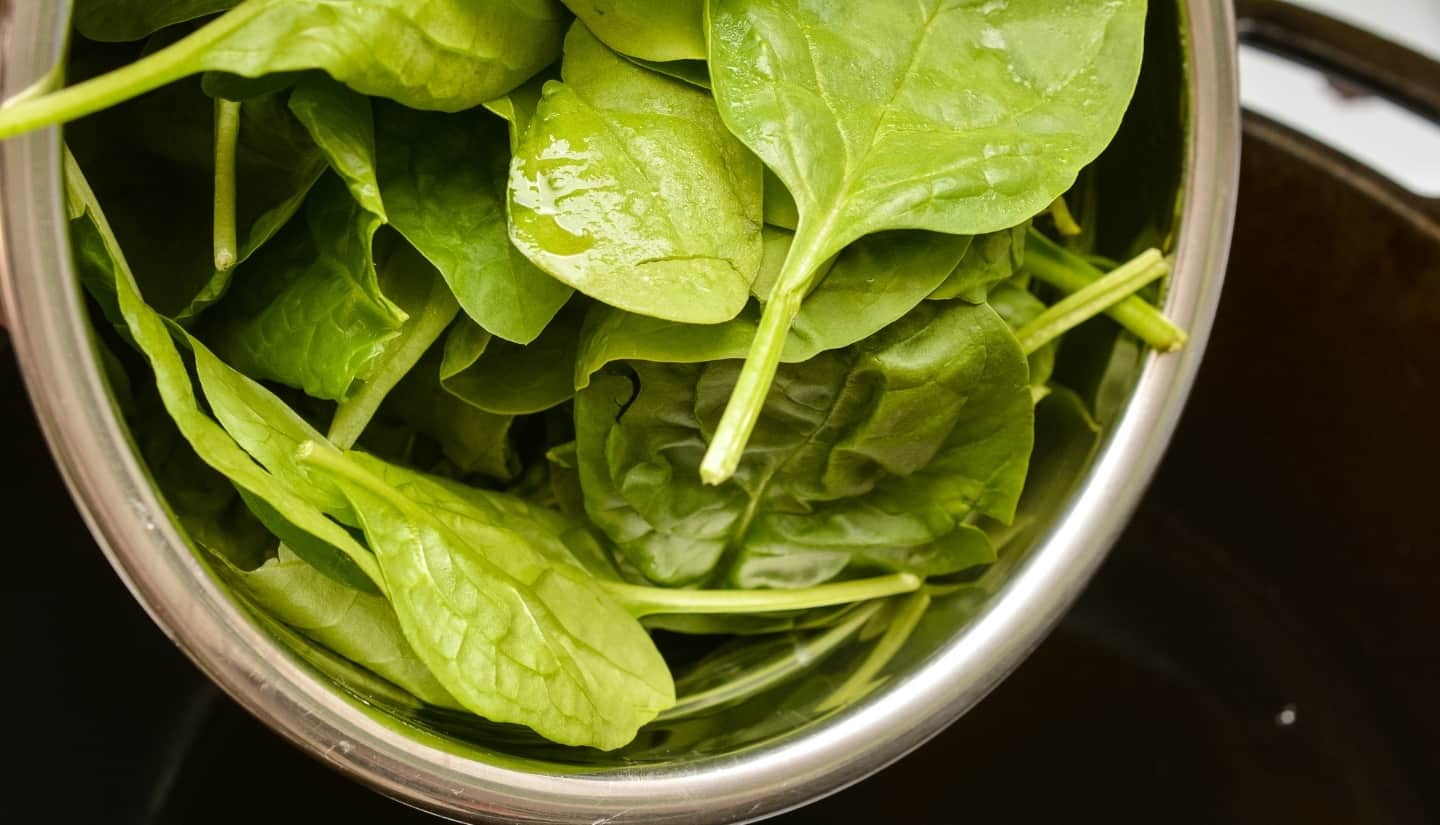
[0,2,1239,822]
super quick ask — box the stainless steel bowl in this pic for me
[0,3,1239,822]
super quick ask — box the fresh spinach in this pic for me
[375,103,571,345]
[74,0,236,42]
[700,0,1147,482]
[200,175,403,401]
[561,0,706,61]
[508,22,764,325]
[440,300,588,416]
[575,299,1033,588]
[0,0,568,138]
[289,75,387,221]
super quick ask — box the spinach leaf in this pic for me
[376,103,571,345]
[289,76,386,221]
[624,58,712,90]
[929,223,1029,303]
[0,0,568,137]
[440,299,587,416]
[575,300,1033,588]
[297,447,675,751]
[65,148,384,591]
[508,22,764,325]
[201,175,404,401]
[989,281,1057,391]
[482,73,551,153]
[574,229,970,390]
[700,0,1146,482]
[66,80,325,318]
[74,0,236,42]
[222,546,459,708]
[561,0,706,61]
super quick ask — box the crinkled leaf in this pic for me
[508,22,763,324]
[302,449,674,750]
[377,103,571,344]
[575,300,1033,587]
[201,175,404,401]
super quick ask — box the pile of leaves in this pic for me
[1,0,1185,751]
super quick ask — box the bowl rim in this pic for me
[0,3,1239,822]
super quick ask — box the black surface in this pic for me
[5,116,1438,823]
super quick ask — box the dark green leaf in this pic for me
[289,75,386,220]
[575,301,1033,588]
[440,299,587,416]
[75,0,236,42]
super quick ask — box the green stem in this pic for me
[700,219,837,485]
[607,572,921,619]
[0,7,255,140]
[213,100,242,272]
[328,286,459,450]
[657,602,882,722]
[1024,229,1187,352]
[1048,196,1083,237]
[1016,248,1169,355]
[817,590,931,712]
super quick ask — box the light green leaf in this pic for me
[701,0,1146,481]
[561,0,706,61]
[289,75,387,221]
[377,103,571,344]
[508,22,764,325]
[0,0,568,137]
[298,447,675,750]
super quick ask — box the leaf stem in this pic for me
[0,7,254,140]
[213,100,242,272]
[1016,248,1169,355]
[700,220,836,485]
[1024,229,1187,352]
[817,590,930,712]
[657,602,882,722]
[1047,196,1083,237]
[607,572,921,619]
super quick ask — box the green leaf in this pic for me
[0,0,568,137]
[201,175,405,401]
[66,80,325,318]
[440,299,587,416]
[222,546,459,708]
[508,22,764,325]
[289,75,387,221]
[928,223,1029,303]
[560,0,706,61]
[701,0,1146,481]
[64,147,384,591]
[574,300,1033,588]
[482,73,552,153]
[376,103,571,344]
[989,280,1056,390]
[297,447,675,750]
[74,0,236,42]
[574,229,970,390]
